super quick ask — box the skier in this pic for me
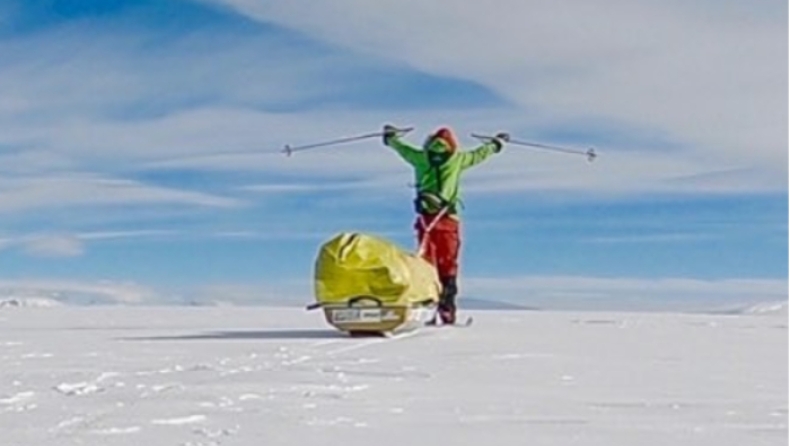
[382,125,509,324]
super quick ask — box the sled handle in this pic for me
[306,296,384,310]
[347,296,384,307]
[310,297,435,311]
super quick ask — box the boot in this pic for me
[438,276,457,324]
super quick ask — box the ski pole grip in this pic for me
[396,127,414,134]
[470,133,495,142]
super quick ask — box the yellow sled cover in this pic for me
[313,232,441,333]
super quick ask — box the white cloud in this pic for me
[461,148,785,196]
[144,112,782,198]
[0,0,783,235]
[0,274,783,311]
[1,0,783,198]
[0,279,158,304]
[76,229,177,241]
[0,230,178,259]
[461,275,789,312]
[0,22,342,122]
[208,0,787,191]
[177,282,309,306]
[22,234,85,258]
[208,230,329,241]
[0,174,243,213]
[582,233,715,244]
[0,228,363,260]
[1,14,782,198]
[0,150,76,174]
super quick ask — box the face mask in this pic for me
[427,150,450,165]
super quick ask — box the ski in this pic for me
[425,315,473,328]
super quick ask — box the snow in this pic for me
[0,306,785,446]
[0,297,63,308]
[743,301,789,316]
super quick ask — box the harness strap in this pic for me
[417,205,450,258]
[414,190,454,215]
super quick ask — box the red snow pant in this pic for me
[415,213,460,278]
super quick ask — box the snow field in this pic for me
[0,306,786,446]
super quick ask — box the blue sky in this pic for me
[0,0,786,310]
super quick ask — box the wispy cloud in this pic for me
[0,174,243,214]
[180,281,309,306]
[0,279,158,304]
[209,0,787,192]
[582,233,716,244]
[3,274,781,313]
[0,15,348,121]
[0,230,176,258]
[462,275,789,312]
[136,106,784,197]
[21,234,84,258]
[76,229,178,241]
[0,0,783,305]
[0,227,370,259]
[2,0,783,200]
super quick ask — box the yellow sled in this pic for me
[308,232,441,335]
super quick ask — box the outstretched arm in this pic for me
[385,135,424,167]
[458,142,501,170]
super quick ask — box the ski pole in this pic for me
[283,127,413,156]
[471,133,597,162]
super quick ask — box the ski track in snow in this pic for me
[0,307,433,445]
[151,414,207,425]
[0,306,785,446]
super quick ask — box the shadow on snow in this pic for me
[121,328,346,341]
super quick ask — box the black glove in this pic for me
[492,132,510,152]
[382,124,398,145]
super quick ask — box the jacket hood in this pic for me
[424,127,458,154]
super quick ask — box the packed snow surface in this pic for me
[0,306,785,446]
[0,297,63,308]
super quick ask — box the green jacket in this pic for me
[385,135,500,217]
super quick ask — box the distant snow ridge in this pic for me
[743,301,788,315]
[0,297,63,308]
[186,300,237,307]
